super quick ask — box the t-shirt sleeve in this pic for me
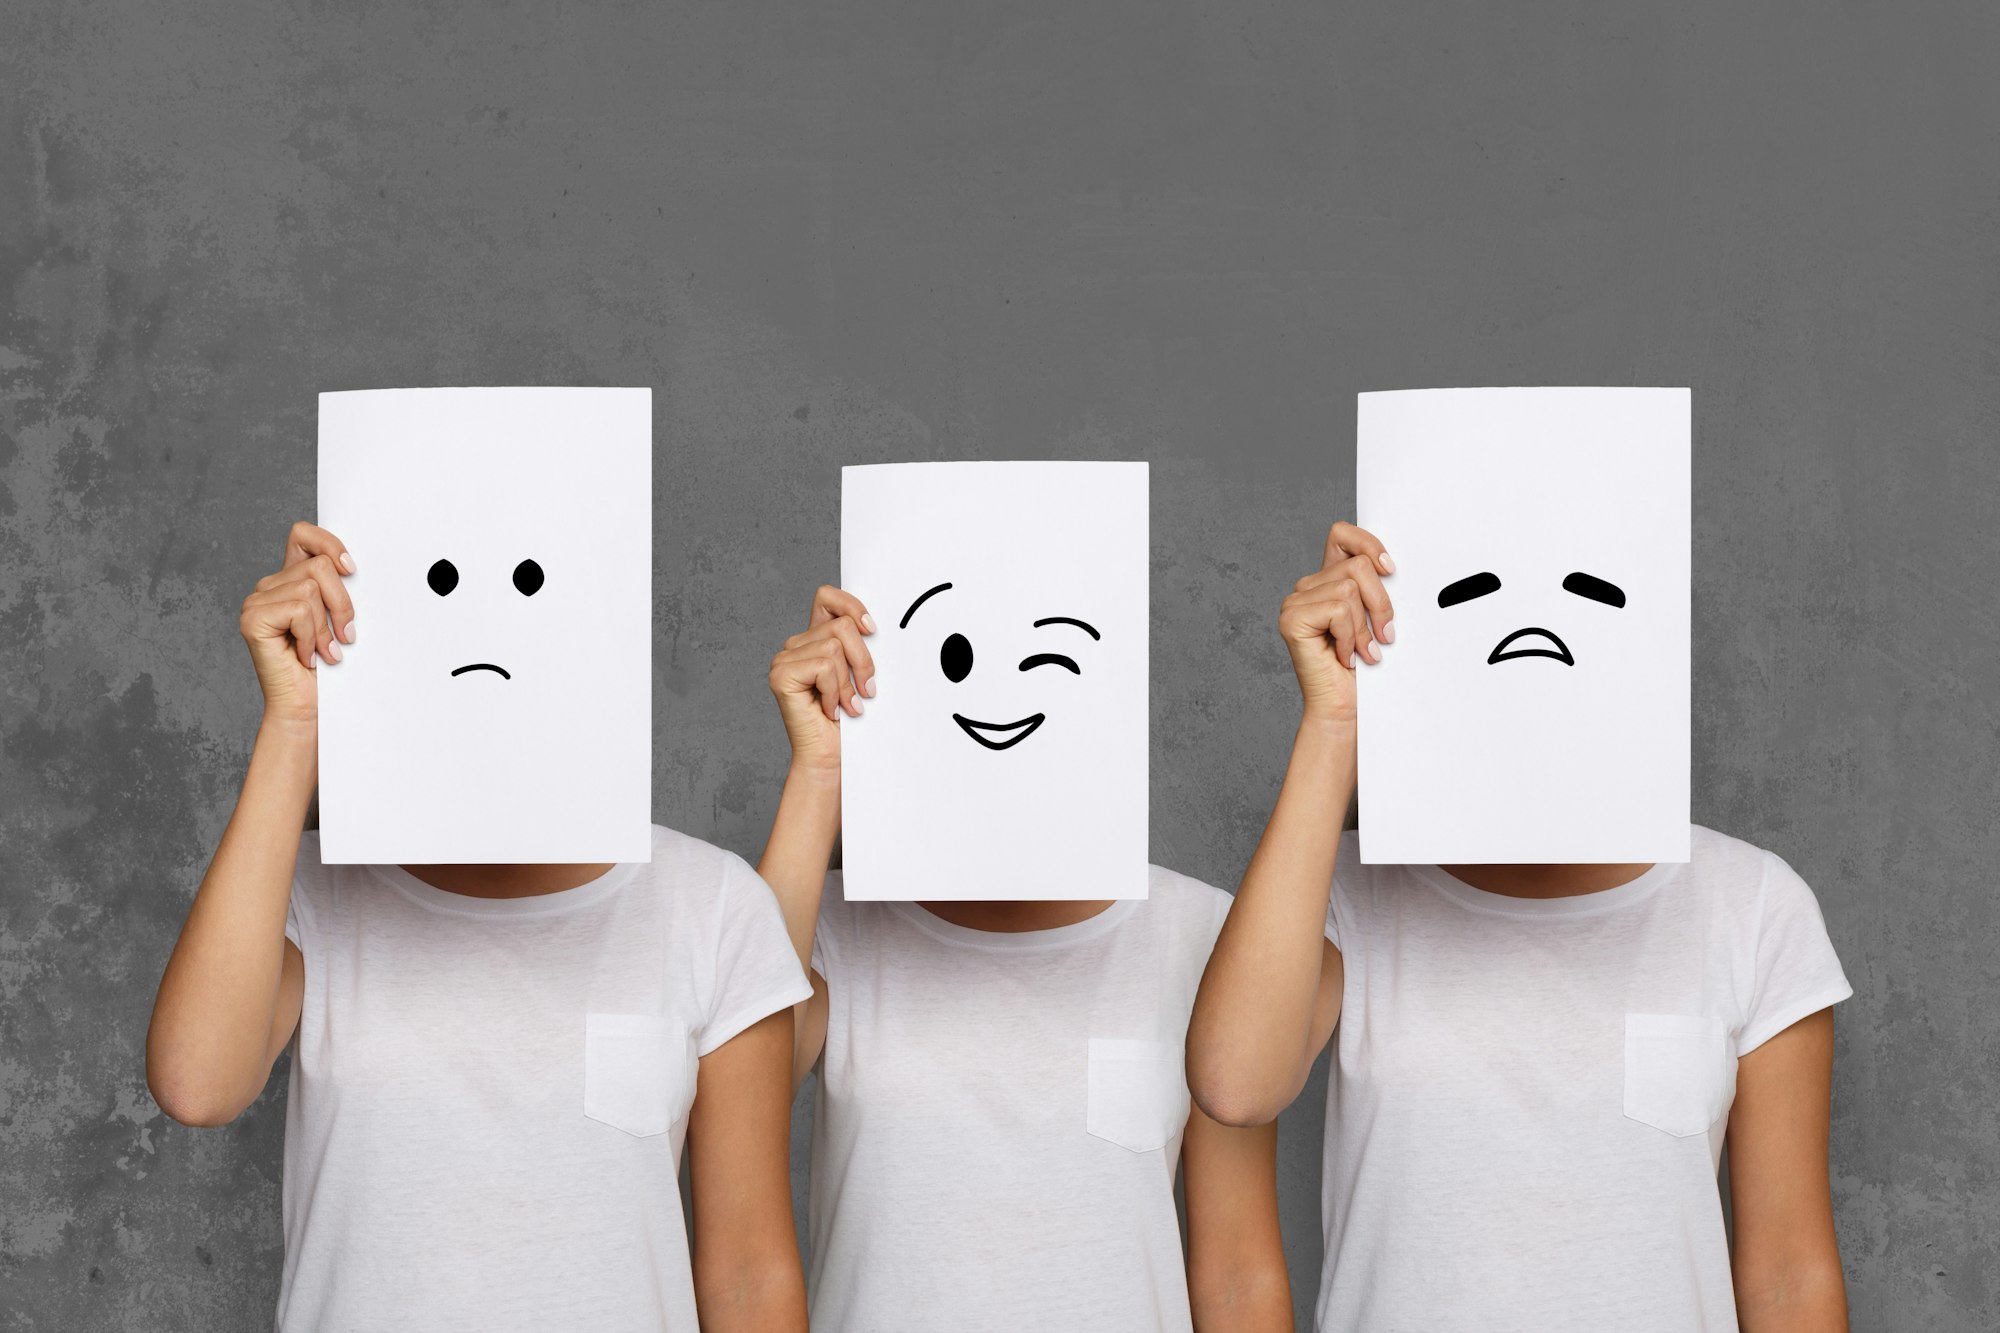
[1737,852,1853,1055]
[284,831,320,951]
[1324,834,1361,952]
[698,855,815,1057]
[809,870,843,981]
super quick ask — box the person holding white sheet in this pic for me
[755,585,1291,1333]
[1184,521,1852,1333]
[146,523,812,1333]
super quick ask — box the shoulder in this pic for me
[1682,824,1820,913]
[290,830,338,910]
[1142,863,1233,944]
[634,824,769,916]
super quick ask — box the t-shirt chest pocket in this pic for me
[1623,1012,1735,1138]
[584,1013,697,1138]
[1085,1038,1190,1154]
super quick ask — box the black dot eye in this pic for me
[939,632,973,683]
[512,559,544,596]
[427,559,458,596]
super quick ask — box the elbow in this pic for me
[1186,1061,1288,1129]
[145,1051,253,1129]
[149,1077,248,1128]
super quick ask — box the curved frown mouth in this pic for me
[450,663,511,679]
[952,713,1046,750]
[1487,628,1573,666]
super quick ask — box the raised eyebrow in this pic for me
[1562,571,1626,608]
[899,582,953,629]
[1437,572,1501,609]
[1031,616,1100,641]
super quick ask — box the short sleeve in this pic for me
[809,871,843,980]
[1737,852,1853,1055]
[698,856,814,1057]
[1324,833,1361,952]
[284,831,321,951]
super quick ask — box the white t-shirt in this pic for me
[806,867,1231,1333]
[276,825,812,1333]
[1316,824,1852,1333]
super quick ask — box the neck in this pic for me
[916,899,1117,932]
[1436,863,1656,900]
[399,863,617,899]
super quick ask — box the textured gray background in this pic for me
[3,1,1995,1329]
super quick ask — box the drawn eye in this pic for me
[940,633,973,683]
[513,559,544,596]
[427,559,459,596]
[1018,653,1079,675]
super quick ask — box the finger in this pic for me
[1296,556,1395,646]
[1341,581,1380,665]
[265,554,356,643]
[773,641,855,719]
[1280,588,1353,669]
[808,585,876,635]
[821,616,876,698]
[815,656,844,722]
[286,521,356,575]
[1320,522,1393,577]
[818,638,863,717]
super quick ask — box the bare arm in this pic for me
[756,585,874,1088]
[686,1009,810,1332]
[1729,1008,1849,1332]
[1181,1105,1291,1331]
[146,523,356,1126]
[1188,522,1392,1127]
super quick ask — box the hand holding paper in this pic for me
[238,522,358,729]
[1278,522,1397,725]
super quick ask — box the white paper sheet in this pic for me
[316,388,652,864]
[840,462,1149,901]
[1357,388,1690,864]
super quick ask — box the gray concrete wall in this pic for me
[3,2,1995,1328]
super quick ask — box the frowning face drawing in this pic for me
[1354,386,1690,865]
[898,580,1102,750]
[314,386,653,866]
[1435,568,1627,666]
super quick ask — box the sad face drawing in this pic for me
[1435,568,1628,666]
[425,556,547,681]
[898,580,1102,750]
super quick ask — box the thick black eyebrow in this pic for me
[899,582,953,629]
[1437,572,1501,609]
[1031,616,1100,641]
[1562,571,1626,608]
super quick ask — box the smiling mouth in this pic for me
[450,663,512,679]
[952,713,1047,750]
[1487,628,1573,666]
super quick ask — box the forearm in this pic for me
[1734,1252,1848,1333]
[1190,1261,1293,1333]
[1188,717,1353,1125]
[147,719,313,1121]
[693,1250,809,1333]
[756,761,840,974]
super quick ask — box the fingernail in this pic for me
[861,613,878,634]
[863,677,877,697]
[324,641,342,663]
[848,697,864,716]
[339,553,356,574]
[1378,553,1395,575]
[1378,620,1394,644]
[342,622,356,644]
